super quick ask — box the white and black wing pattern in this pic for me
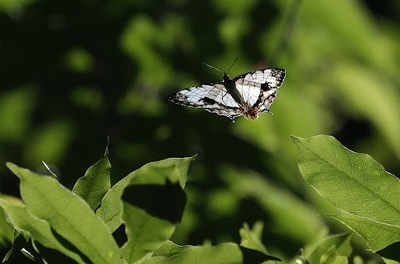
[168,82,244,120]
[168,68,286,121]
[233,68,286,118]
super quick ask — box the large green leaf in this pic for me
[331,211,400,252]
[122,204,175,263]
[0,198,85,263]
[73,150,111,210]
[6,162,125,264]
[121,195,183,263]
[292,135,400,251]
[96,156,195,232]
[120,159,190,262]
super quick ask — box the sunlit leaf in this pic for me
[6,163,124,264]
[239,222,268,254]
[0,198,85,263]
[293,135,400,251]
[146,241,279,264]
[305,233,352,264]
[96,156,195,232]
[116,156,194,262]
[73,150,111,210]
[121,181,186,263]
[0,198,14,246]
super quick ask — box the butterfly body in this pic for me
[168,68,286,121]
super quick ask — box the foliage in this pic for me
[0,155,281,263]
[293,135,400,252]
[0,0,400,263]
[293,135,400,263]
[1,136,400,262]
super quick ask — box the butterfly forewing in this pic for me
[240,68,285,87]
[169,83,239,108]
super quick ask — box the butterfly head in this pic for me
[223,73,231,82]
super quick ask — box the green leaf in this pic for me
[331,211,400,252]
[239,222,268,254]
[121,198,181,263]
[6,162,125,264]
[382,258,400,264]
[301,233,352,264]
[120,163,188,262]
[0,198,85,263]
[122,204,173,262]
[73,150,111,210]
[146,242,242,264]
[292,135,400,251]
[96,156,195,232]
[145,241,279,264]
[320,246,348,264]
[0,197,14,246]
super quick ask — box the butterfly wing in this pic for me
[234,68,286,114]
[168,82,244,120]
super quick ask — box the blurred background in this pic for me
[0,0,399,262]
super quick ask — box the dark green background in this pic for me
[1,0,399,261]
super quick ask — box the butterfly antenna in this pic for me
[202,61,221,72]
[226,57,238,75]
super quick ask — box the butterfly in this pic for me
[168,68,286,121]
